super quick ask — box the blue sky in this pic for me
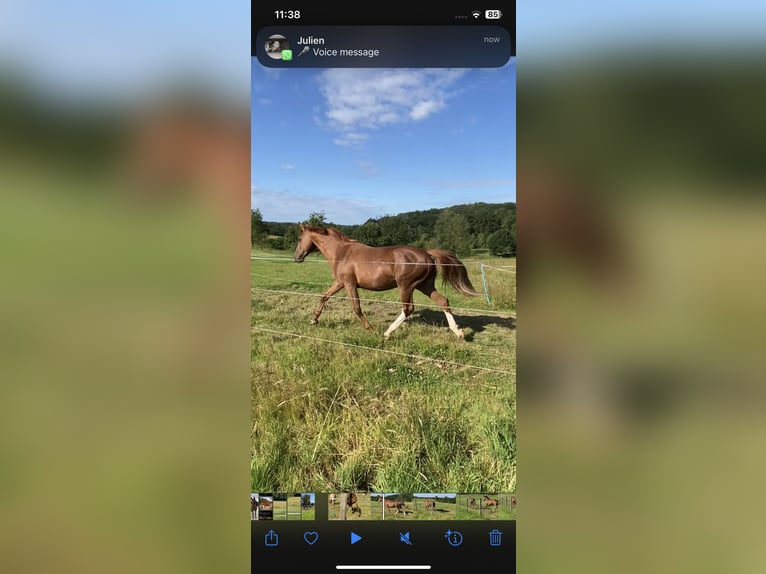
[251,61,516,225]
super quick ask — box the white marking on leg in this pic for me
[445,312,464,338]
[384,311,407,339]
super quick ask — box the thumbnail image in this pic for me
[327,491,370,520]
[251,493,273,520]
[455,493,516,520]
[369,493,458,520]
[371,493,411,519]
[270,492,315,520]
[411,493,456,519]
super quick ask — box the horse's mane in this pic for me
[302,225,354,243]
[327,227,354,242]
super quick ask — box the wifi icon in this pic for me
[472,10,481,19]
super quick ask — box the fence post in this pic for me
[480,263,491,305]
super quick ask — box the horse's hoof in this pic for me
[457,329,465,339]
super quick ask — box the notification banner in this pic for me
[254,26,512,68]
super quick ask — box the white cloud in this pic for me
[316,69,467,145]
[410,99,444,120]
[251,185,382,225]
[333,132,368,147]
[279,163,297,170]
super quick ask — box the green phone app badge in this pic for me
[281,50,292,61]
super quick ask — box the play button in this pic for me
[350,532,362,545]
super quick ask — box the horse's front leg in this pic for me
[312,281,344,325]
[345,283,373,330]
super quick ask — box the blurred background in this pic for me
[517,2,766,573]
[0,2,250,573]
[2,1,766,573]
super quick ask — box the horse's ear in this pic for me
[298,223,305,231]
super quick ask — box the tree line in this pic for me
[251,202,516,257]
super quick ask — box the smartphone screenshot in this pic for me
[251,5,516,571]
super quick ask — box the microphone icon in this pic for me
[297,46,310,58]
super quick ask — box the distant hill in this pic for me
[254,201,515,257]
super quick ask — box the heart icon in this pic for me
[304,531,319,545]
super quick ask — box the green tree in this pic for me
[303,211,327,227]
[379,217,411,245]
[434,208,472,256]
[487,228,515,256]
[251,208,266,246]
[510,221,516,249]
[502,209,516,233]
[355,220,382,246]
[283,224,299,251]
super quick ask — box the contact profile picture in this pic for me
[265,34,291,60]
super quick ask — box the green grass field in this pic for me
[251,248,516,493]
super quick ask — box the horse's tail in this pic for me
[427,249,480,297]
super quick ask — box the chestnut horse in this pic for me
[293,225,479,339]
[346,492,361,517]
[384,499,406,515]
[483,495,499,510]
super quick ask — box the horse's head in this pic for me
[293,224,319,262]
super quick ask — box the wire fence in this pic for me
[251,253,515,375]
[252,253,516,310]
[252,326,515,375]
[481,264,516,274]
[251,286,515,319]
[251,255,506,267]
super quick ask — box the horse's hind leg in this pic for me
[384,286,415,339]
[312,280,344,325]
[417,284,464,338]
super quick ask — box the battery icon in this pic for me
[489,529,503,546]
[485,10,503,19]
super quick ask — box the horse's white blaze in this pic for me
[383,311,407,338]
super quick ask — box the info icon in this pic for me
[444,529,463,547]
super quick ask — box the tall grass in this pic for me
[251,249,516,493]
